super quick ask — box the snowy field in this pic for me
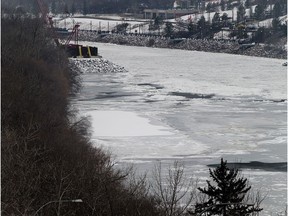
[54,7,287,34]
[54,15,150,33]
[72,43,287,215]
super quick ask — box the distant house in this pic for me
[173,0,192,9]
[207,0,221,4]
[144,0,198,19]
[143,8,198,19]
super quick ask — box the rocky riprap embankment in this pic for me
[79,31,287,59]
[240,44,287,59]
[69,57,128,74]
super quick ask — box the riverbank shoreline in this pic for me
[79,31,287,60]
[208,161,287,172]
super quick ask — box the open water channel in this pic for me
[73,42,287,215]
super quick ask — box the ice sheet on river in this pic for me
[73,43,287,215]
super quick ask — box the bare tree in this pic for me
[151,161,198,216]
[245,189,267,216]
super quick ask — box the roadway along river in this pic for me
[73,42,287,215]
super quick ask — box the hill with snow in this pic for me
[54,4,286,33]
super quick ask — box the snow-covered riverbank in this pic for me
[78,32,287,59]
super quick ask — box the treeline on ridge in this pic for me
[1,15,162,215]
[1,0,174,14]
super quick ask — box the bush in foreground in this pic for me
[1,15,161,216]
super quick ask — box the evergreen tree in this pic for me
[237,4,246,23]
[198,16,207,27]
[212,12,221,24]
[220,0,226,11]
[153,16,163,31]
[259,0,268,9]
[212,12,221,31]
[273,2,282,18]
[31,1,39,14]
[116,23,129,33]
[272,17,280,32]
[279,0,287,12]
[192,159,263,215]
[196,0,202,10]
[164,22,173,37]
[221,13,229,21]
[51,0,56,14]
[154,16,161,27]
[221,13,229,27]
[253,27,267,43]
[227,0,233,10]
[71,1,76,15]
[200,0,206,12]
[254,4,265,20]
[197,15,208,38]
[279,23,287,36]
[63,3,69,14]
[245,0,251,8]
[206,3,213,23]
[83,0,88,15]
[206,2,213,12]
[237,25,247,39]
[188,22,196,35]
[249,6,253,18]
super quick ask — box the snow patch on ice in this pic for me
[84,110,174,137]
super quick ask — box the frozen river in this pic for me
[73,43,287,215]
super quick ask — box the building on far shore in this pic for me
[143,8,198,19]
[143,0,199,19]
[173,0,192,9]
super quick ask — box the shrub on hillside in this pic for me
[1,15,162,216]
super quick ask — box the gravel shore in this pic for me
[79,31,287,59]
[69,57,128,74]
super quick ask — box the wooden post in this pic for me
[78,46,82,58]
[87,46,92,57]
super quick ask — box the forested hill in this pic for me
[1,15,162,215]
[1,0,174,14]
